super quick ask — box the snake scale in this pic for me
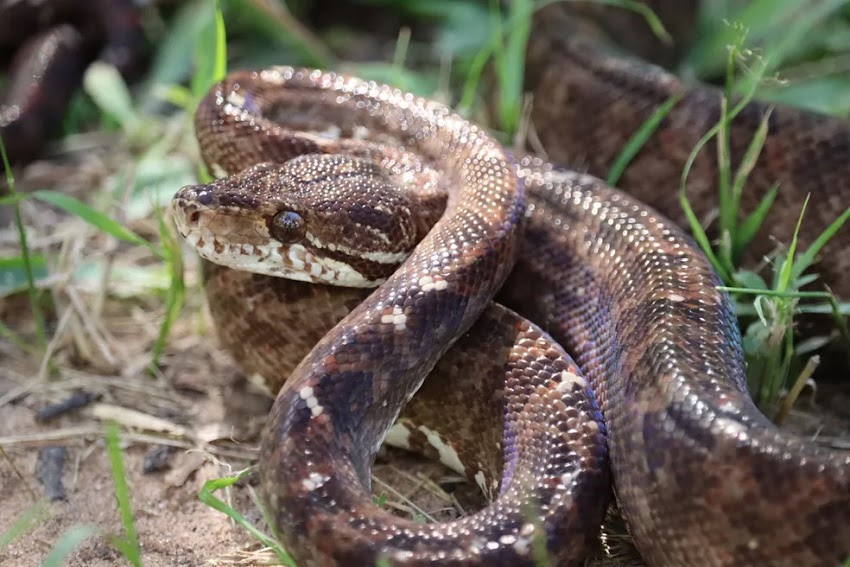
[171,50,850,565]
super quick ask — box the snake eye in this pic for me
[270,210,306,244]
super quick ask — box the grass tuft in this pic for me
[26,426,145,565]
[198,469,296,566]
[677,22,850,412]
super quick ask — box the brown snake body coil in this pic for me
[173,66,850,566]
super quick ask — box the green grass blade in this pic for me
[30,191,161,257]
[199,470,297,566]
[0,133,47,347]
[495,0,532,135]
[715,29,744,248]
[719,287,837,300]
[679,191,732,282]
[391,27,412,86]
[733,182,779,260]
[731,108,772,218]
[458,0,511,120]
[154,84,195,110]
[679,36,771,281]
[687,0,846,77]
[721,286,850,351]
[826,294,850,352]
[795,273,820,288]
[83,63,140,133]
[225,0,333,69]
[585,0,671,43]
[191,0,225,100]
[141,0,212,100]
[733,270,768,292]
[0,501,49,550]
[716,97,733,241]
[776,195,809,293]
[213,0,227,83]
[41,525,101,567]
[0,193,28,206]
[792,303,850,316]
[459,0,669,122]
[680,39,769,188]
[104,423,141,567]
[607,93,682,186]
[149,206,185,371]
[755,0,849,77]
[791,206,850,282]
[0,254,48,298]
[458,42,495,116]
[0,319,36,353]
[487,0,507,118]
[189,0,227,183]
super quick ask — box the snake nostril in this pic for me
[189,211,201,223]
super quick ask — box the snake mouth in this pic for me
[171,186,382,287]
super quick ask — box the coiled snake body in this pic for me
[172,66,850,566]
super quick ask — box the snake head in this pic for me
[172,155,422,287]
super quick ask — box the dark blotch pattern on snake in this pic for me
[172,66,850,566]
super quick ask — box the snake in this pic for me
[164,5,850,565]
[170,56,850,566]
[0,0,145,165]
